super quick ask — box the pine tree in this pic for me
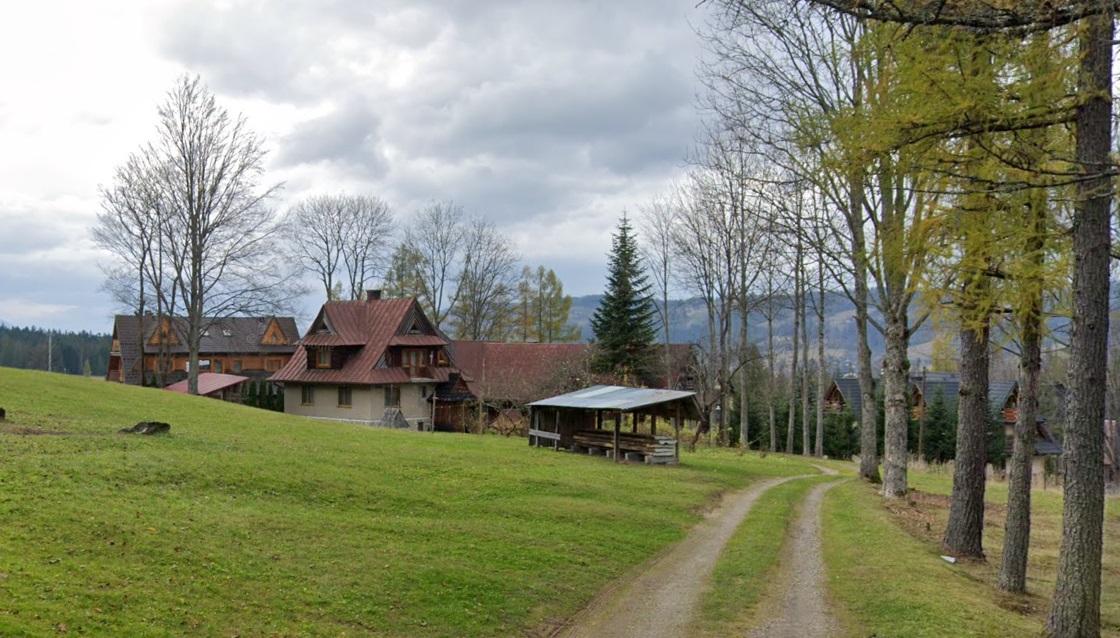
[591,215,657,382]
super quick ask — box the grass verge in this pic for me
[0,368,817,637]
[693,474,836,637]
[821,480,1042,637]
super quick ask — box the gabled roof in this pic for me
[164,372,249,396]
[832,376,864,419]
[449,341,591,404]
[270,297,459,386]
[114,315,298,355]
[830,373,1019,424]
[530,384,699,418]
[111,315,298,384]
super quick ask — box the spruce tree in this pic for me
[591,214,657,382]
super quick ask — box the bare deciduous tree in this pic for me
[404,201,466,329]
[452,218,519,340]
[151,75,300,394]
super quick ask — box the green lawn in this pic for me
[693,475,836,637]
[904,469,1120,636]
[0,368,816,636]
[821,480,1043,637]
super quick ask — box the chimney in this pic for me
[365,289,382,302]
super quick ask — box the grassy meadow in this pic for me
[822,468,1120,637]
[0,367,817,637]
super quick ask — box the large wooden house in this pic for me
[107,315,299,386]
[269,291,474,430]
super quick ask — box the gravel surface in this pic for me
[558,475,799,638]
[747,477,841,638]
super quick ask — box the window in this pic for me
[338,385,352,407]
[384,384,400,408]
[213,359,223,373]
[265,358,282,372]
[222,329,232,337]
[420,385,428,399]
[301,385,315,405]
[316,347,331,369]
[231,359,242,373]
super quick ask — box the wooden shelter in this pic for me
[527,385,700,465]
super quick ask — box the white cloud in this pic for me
[0,0,706,332]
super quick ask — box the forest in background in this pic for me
[0,324,110,376]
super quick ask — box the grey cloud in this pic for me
[152,0,708,296]
[277,100,388,175]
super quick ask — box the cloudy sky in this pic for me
[0,1,707,332]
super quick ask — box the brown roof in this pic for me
[164,372,249,396]
[111,315,299,384]
[270,297,459,386]
[449,341,592,404]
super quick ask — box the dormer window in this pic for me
[315,347,331,369]
[222,329,232,337]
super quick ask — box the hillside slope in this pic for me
[0,368,815,636]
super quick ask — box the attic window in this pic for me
[202,329,210,337]
[222,329,232,337]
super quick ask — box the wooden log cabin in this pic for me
[527,385,701,465]
[107,315,299,386]
[824,371,1061,483]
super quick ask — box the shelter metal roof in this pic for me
[529,385,697,412]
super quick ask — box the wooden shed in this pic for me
[527,385,700,465]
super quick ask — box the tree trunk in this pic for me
[768,283,778,452]
[1046,6,1112,635]
[881,313,909,498]
[816,259,826,457]
[999,290,1040,592]
[787,250,800,454]
[740,307,750,449]
[942,316,990,559]
[849,170,879,481]
[801,260,811,456]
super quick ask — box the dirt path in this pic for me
[747,478,841,638]
[557,475,800,638]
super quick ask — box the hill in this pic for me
[0,367,815,636]
[568,292,935,369]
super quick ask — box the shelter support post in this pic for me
[674,403,681,463]
[614,412,621,463]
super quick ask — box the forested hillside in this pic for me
[0,324,110,376]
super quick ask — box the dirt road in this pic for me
[557,475,798,638]
[747,479,841,638]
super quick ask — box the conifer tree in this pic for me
[591,215,657,382]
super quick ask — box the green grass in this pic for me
[0,368,817,637]
[904,468,1120,636]
[821,480,1042,637]
[694,475,836,637]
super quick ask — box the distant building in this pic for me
[107,315,299,386]
[269,291,473,431]
[823,371,1062,483]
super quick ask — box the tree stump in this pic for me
[119,421,170,435]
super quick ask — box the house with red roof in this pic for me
[269,291,474,430]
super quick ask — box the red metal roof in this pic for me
[449,341,592,404]
[389,334,448,346]
[164,372,249,396]
[270,298,459,385]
